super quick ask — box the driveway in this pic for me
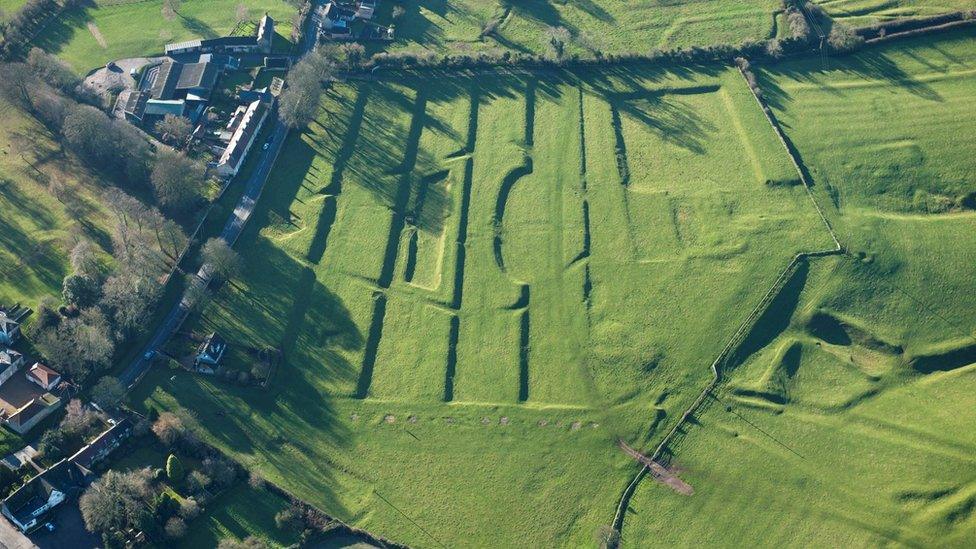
[27,501,99,549]
[0,515,35,549]
[83,56,165,98]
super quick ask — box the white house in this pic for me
[26,362,61,391]
[217,99,269,177]
[0,347,24,386]
[1,459,87,532]
[0,311,20,346]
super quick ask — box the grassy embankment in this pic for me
[622,26,976,548]
[376,0,783,57]
[814,0,976,26]
[131,61,835,547]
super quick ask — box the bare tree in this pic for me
[151,150,206,213]
[100,272,161,335]
[155,114,192,145]
[545,26,572,60]
[91,376,126,410]
[201,238,241,283]
[80,469,153,534]
[70,239,100,278]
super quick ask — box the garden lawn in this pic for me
[380,0,782,57]
[623,25,976,548]
[34,0,297,74]
[132,62,836,547]
[814,0,976,26]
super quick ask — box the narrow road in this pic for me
[119,4,322,389]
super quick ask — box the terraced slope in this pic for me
[815,0,976,26]
[623,26,976,548]
[384,0,783,57]
[133,65,835,547]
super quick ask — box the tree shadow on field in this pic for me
[29,4,95,60]
[727,260,809,370]
[178,13,220,40]
[760,47,944,111]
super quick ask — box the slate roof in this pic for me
[219,100,267,171]
[150,61,181,100]
[0,347,22,369]
[3,459,87,527]
[70,418,132,471]
[176,62,218,91]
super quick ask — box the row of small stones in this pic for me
[350,414,600,430]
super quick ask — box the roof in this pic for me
[257,14,275,43]
[324,3,356,21]
[175,62,218,91]
[0,311,17,333]
[198,332,228,360]
[0,347,22,367]
[119,90,148,117]
[219,100,268,170]
[202,36,259,48]
[145,99,186,117]
[27,363,60,387]
[165,39,202,53]
[3,459,87,526]
[69,418,132,470]
[7,398,49,428]
[150,61,180,99]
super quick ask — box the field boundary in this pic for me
[609,65,844,542]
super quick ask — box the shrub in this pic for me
[164,517,187,539]
[179,497,200,520]
[166,454,184,481]
[828,23,865,52]
[274,506,304,532]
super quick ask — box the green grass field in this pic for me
[622,26,976,548]
[381,0,783,57]
[34,0,297,74]
[0,100,116,308]
[814,0,976,26]
[131,62,836,546]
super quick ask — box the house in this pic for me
[6,393,62,435]
[257,13,275,52]
[321,1,357,31]
[356,0,377,19]
[69,418,132,472]
[216,99,269,177]
[1,459,88,532]
[26,362,61,391]
[0,347,24,386]
[0,311,20,346]
[319,1,394,42]
[195,332,228,367]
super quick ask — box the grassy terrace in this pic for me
[814,0,976,26]
[623,26,976,548]
[380,0,783,57]
[35,0,297,74]
[132,62,835,546]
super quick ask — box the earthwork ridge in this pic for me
[610,65,845,536]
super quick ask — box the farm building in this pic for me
[165,35,262,56]
[195,332,228,367]
[257,13,275,52]
[119,60,220,122]
[26,362,61,391]
[1,459,88,532]
[0,348,24,385]
[216,99,269,177]
[0,311,20,345]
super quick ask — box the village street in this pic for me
[118,2,323,389]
